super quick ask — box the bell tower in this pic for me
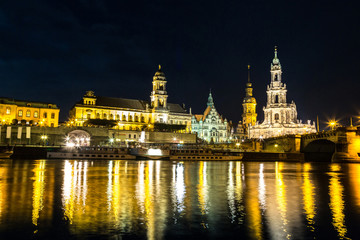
[242,65,257,127]
[150,64,168,109]
[267,46,287,106]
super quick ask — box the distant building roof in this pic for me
[76,96,188,114]
[0,97,59,109]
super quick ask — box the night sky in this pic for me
[0,1,359,129]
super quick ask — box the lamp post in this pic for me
[41,135,48,146]
[328,120,338,130]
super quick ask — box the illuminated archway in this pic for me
[65,130,91,147]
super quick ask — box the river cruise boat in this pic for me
[47,146,136,160]
[130,147,170,160]
[170,149,244,161]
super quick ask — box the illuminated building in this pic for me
[236,65,257,140]
[191,91,229,143]
[69,65,191,132]
[250,47,316,138]
[0,97,60,127]
[242,65,257,129]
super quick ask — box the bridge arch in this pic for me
[303,139,336,162]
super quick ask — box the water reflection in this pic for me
[1,160,360,239]
[245,163,262,239]
[328,164,349,239]
[302,163,316,231]
[62,160,88,224]
[198,162,208,217]
[32,160,46,226]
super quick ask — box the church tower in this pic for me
[207,90,214,107]
[242,65,257,128]
[150,65,168,110]
[266,46,288,106]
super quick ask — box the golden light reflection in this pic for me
[111,161,121,223]
[227,162,236,222]
[32,160,46,226]
[62,160,88,224]
[198,162,208,215]
[302,163,316,230]
[328,164,349,239]
[275,162,290,239]
[235,162,245,223]
[245,164,262,240]
[258,163,266,209]
[0,164,5,222]
[349,164,360,208]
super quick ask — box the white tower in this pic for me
[263,46,297,125]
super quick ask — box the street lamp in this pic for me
[41,135,48,146]
[328,120,338,130]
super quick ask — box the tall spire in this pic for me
[207,90,214,107]
[272,46,280,66]
[247,65,251,83]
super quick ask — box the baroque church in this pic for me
[236,65,257,140]
[191,92,229,143]
[249,47,316,138]
[69,65,192,132]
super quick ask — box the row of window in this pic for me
[87,113,147,122]
[18,110,55,119]
[5,108,56,119]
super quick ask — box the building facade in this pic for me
[191,92,229,143]
[0,97,60,127]
[69,65,192,132]
[250,47,316,138]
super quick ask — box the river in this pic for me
[1,159,360,239]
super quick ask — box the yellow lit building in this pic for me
[0,97,60,127]
[69,66,192,132]
[242,65,257,128]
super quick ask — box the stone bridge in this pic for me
[262,127,360,162]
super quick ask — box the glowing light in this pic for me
[147,149,162,156]
[66,142,75,147]
[327,119,339,130]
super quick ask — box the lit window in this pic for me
[34,111,38,118]
[51,113,55,119]
[6,108,10,115]
[26,110,31,117]
[43,112,47,118]
[18,110,23,117]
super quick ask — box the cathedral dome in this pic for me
[154,64,165,77]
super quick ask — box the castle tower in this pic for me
[242,65,257,127]
[150,65,168,109]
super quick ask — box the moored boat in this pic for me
[47,146,136,160]
[130,147,170,160]
[170,148,244,161]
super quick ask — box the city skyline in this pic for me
[0,1,359,129]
